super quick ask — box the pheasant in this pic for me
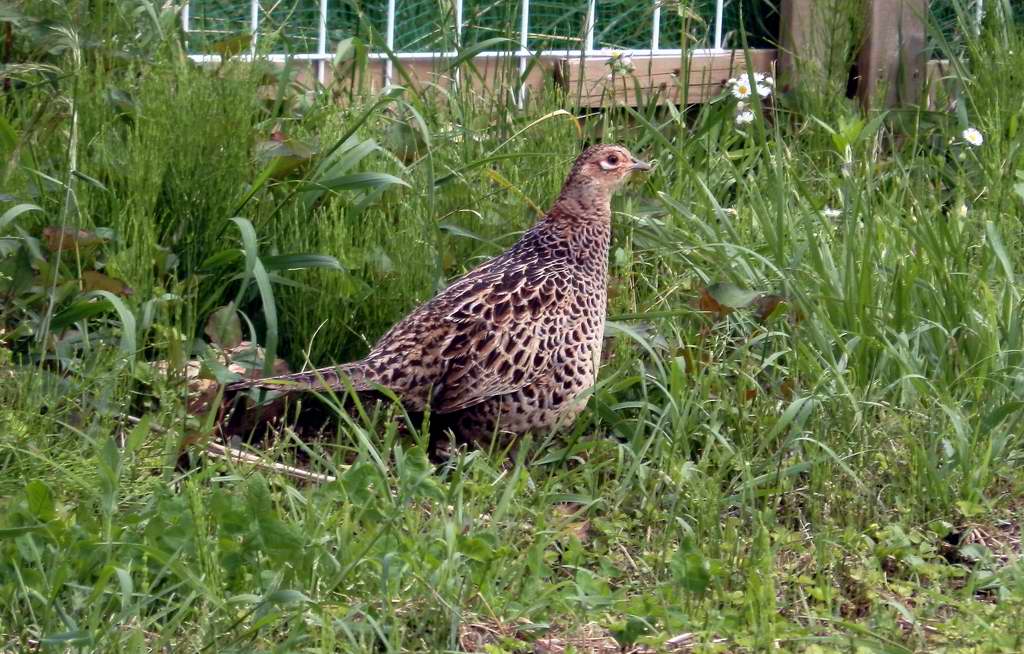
[227,144,651,448]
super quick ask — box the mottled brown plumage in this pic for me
[229,144,651,445]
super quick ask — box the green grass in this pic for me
[2,1,1024,652]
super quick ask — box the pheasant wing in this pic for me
[427,264,569,413]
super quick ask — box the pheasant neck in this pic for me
[552,177,613,222]
[536,201,612,284]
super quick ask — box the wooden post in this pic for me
[857,0,928,108]
[779,0,825,92]
[779,0,858,97]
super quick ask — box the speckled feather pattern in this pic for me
[230,144,647,444]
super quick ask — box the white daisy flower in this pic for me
[822,207,842,219]
[731,78,752,99]
[962,127,983,147]
[736,110,755,125]
[620,54,633,68]
[730,72,773,100]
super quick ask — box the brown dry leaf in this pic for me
[778,378,796,399]
[42,226,107,252]
[153,341,290,417]
[694,287,731,319]
[458,618,721,653]
[752,293,786,322]
[81,270,134,297]
[552,502,591,543]
[205,303,243,350]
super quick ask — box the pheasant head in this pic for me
[553,144,651,220]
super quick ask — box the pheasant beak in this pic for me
[630,159,652,172]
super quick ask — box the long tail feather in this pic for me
[227,362,373,393]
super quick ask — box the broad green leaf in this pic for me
[671,547,711,595]
[72,170,109,192]
[0,114,17,152]
[51,299,114,330]
[0,203,43,233]
[308,171,408,192]
[457,534,497,563]
[50,291,137,360]
[40,632,92,646]
[448,37,514,70]
[25,480,55,520]
[0,526,45,539]
[256,137,317,179]
[91,290,138,360]
[262,253,345,272]
[985,221,1014,280]
[980,401,1024,433]
[261,590,311,606]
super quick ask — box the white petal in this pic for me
[732,85,751,99]
[962,127,983,146]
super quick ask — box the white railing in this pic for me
[183,0,728,99]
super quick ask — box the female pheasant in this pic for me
[228,144,651,446]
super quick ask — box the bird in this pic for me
[225,144,652,451]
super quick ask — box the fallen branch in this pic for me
[205,441,337,484]
[123,415,338,484]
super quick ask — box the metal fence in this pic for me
[183,0,750,88]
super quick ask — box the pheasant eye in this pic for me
[606,155,619,165]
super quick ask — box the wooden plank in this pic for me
[307,56,552,100]
[858,0,928,108]
[371,57,550,96]
[556,50,777,107]
[262,51,777,107]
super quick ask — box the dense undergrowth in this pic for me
[1,1,1023,651]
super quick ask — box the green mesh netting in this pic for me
[184,1,1018,56]
[185,0,777,54]
[461,0,520,47]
